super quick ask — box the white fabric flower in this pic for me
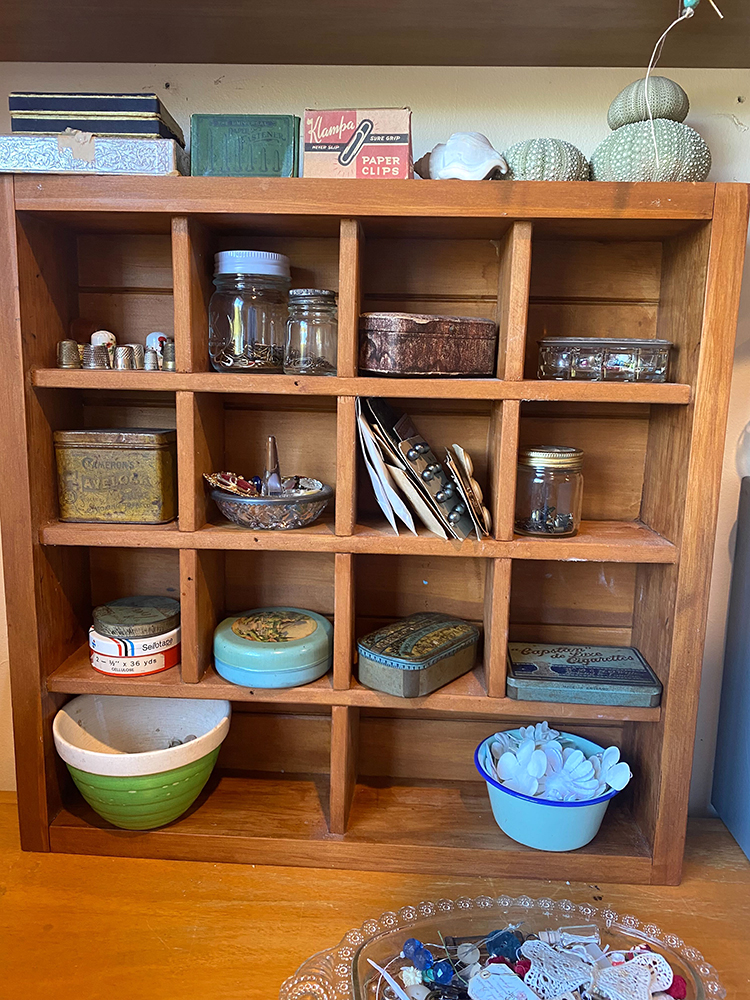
[542,747,599,801]
[496,739,547,795]
[490,730,520,759]
[590,746,632,792]
[518,721,560,745]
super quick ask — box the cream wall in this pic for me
[0,64,749,814]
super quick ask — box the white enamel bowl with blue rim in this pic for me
[474,730,621,851]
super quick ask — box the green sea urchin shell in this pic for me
[590,119,710,182]
[502,138,589,181]
[608,76,689,130]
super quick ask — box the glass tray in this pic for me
[279,894,725,1000]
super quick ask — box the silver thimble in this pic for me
[162,340,177,372]
[56,340,82,369]
[143,348,160,371]
[126,343,145,369]
[82,344,111,369]
[113,345,136,370]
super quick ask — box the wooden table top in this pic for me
[1,792,748,1000]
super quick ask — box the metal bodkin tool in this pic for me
[263,435,283,495]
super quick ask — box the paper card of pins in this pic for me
[56,330,176,370]
[357,397,491,540]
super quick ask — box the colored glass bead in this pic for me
[414,947,435,971]
[403,938,422,960]
[487,929,522,961]
[666,975,687,999]
[683,0,700,8]
[433,960,454,985]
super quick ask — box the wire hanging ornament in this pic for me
[644,0,724,171]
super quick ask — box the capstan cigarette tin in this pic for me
[92,596,181,640]
[357,612,480,698]
[303,108,412,178]
[507,642,662,707]
[54,428,177,523]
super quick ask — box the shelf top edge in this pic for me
[12,176,719,221]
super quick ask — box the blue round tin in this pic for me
[213,606,332,688]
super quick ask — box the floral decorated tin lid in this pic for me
[213,607,333,676]
[357,612,479,670]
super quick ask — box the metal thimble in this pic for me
[56,340,82,369]
[126,343,145,369]
[162,340,177,372]
[82,344,111,369]
[113,345,136,370]
[143,348,160,371]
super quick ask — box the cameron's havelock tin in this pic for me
[357,612,480,697]
[54,428,177,523]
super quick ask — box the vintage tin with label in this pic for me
[357,612,480,697]
[54,428,177,523]
[92,596,181,640]
[213,607,333,688]
[507,642,662,707]
[359,312,498,376]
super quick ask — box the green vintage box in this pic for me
[507,642,662,707]
[190,114,300,177]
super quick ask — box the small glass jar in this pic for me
[208,250,291,373]
[284,289,338,376]
[515,446,584,538]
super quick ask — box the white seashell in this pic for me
[415,132,508,180]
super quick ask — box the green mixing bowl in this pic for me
[53,695,231,830]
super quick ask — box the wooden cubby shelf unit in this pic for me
[1,177,747,885]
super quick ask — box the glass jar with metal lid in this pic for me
[284,288,338,376]
[208,250,291,373]
[515,446,583,538]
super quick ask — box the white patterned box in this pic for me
[0,132,188,174]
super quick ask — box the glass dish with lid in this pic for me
[538,337,673,382]
[208,249,291,372]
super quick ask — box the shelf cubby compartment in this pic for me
[4,178,748,885]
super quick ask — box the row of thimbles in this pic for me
[56,339,176,370]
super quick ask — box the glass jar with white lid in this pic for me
[208,250,290,373]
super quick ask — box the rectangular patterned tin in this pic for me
[507,642,662,707]
[357,612,479,698]
[54,428,177,524]
[0,134,188,175]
